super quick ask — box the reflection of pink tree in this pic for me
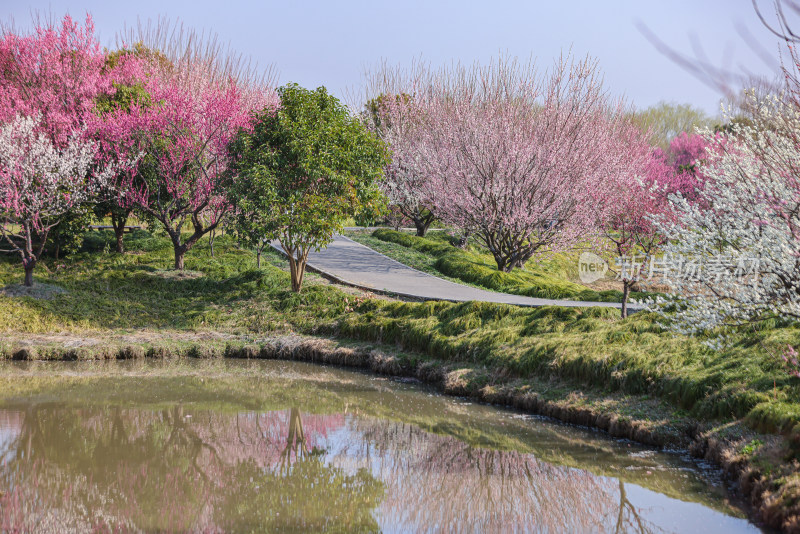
[0,406,350,531]
[1,405,681,533]
[346,418,622,532]
[614,480,664,534]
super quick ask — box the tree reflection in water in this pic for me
[0,406,381,532]
[0,406,669,533]
[341,417,662,533]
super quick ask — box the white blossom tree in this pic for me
[365,94,437,236]
[651,96,800,334]
[0,115,115,286]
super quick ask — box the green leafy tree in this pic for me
[48,204,96,259]
[228,83,388,292]
[630,101,713,150]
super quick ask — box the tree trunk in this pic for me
[290,258,306,292]
[455,229,471,249]
[174,249,185,271]
[280,240,309,292]
[111,212,128,254]
[491,250,514,272]
[209,229,216,258]
[286,250,307,292]
[621,281,630,319]
[256,248,262,268]
[411,212,435,237]
[23,258,35,287]
[115,230,124,254]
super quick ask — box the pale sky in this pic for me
[3,0,788,116]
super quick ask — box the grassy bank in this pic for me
[1,229,799,529]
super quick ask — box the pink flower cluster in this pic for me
[782,345,800,379]
[0,14,109,145]
[651,132,712,203]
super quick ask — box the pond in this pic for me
[0,359,762,533]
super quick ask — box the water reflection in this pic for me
[0,406,383,532]
[343,418,661,533]
[0,361,761,533]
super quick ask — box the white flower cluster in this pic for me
[0,115,115,229]
[650,96,800,336]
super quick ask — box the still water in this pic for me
[0,359,762,533]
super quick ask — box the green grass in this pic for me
[349,229,650,303]
[338,299,800,442]
[1,229,798,445]
[0,230,351,335]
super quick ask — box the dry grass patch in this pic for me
[0,282,67,300]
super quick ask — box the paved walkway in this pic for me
[273,235,639,310]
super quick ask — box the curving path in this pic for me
[273,235,641,310]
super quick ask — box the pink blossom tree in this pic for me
[101,24,277,270]
[600,125,675,317]
[366,94,437,236]
[0,14,131,284]
[89,45,156,253]
[651,131,710,202]
[0,14,110,145]
[369,56,633,272]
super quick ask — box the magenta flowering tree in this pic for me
[369,56,633,272]
[651,131,710,203]
[0,14,110,145]
[668,131,708,172]
[99,38,276,269]
[89,46,155,253]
